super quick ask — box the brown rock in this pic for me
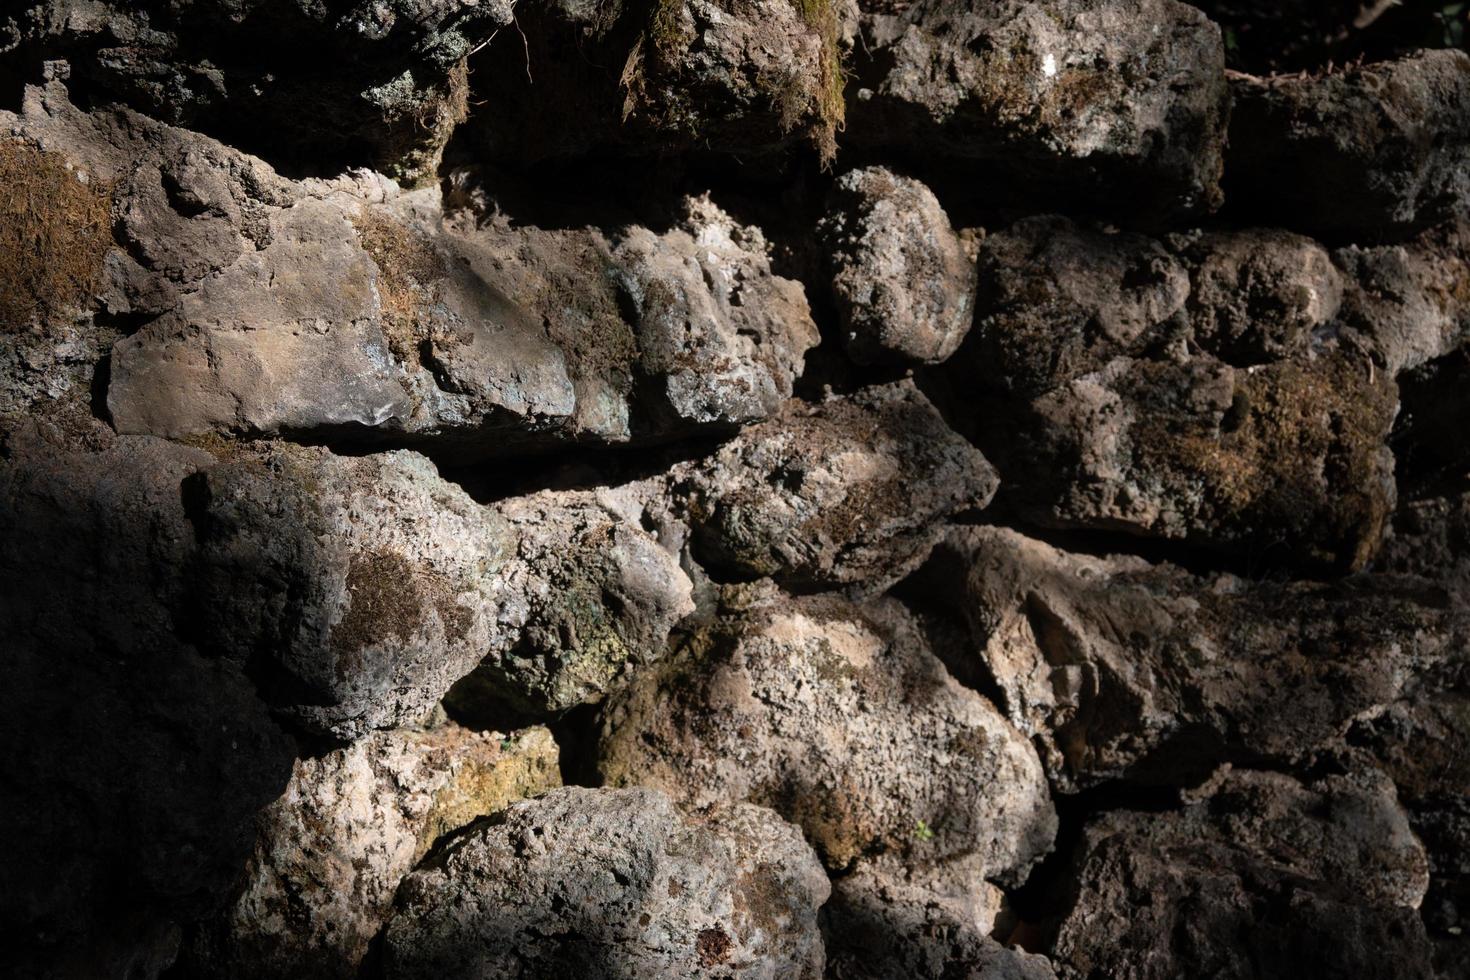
[1052,767,1435,980]
[1229,50,1470,237]
[678,381,999,590]
[846,0,1229,219]
[820,166,977,365]
[916,525,1462,791]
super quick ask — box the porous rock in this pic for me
[468,0,843,164]
[823,854,1058,980]
[192,443,695,737]
[956,215,1398,571]
[676,381,999,590]
[452,488,696,717]
[188,443,516,739]
[182,724,561,980]
[1349,639,1470,964]
[1177,228,1344,365]
[819,166,976,365]
[381,786,830,979]
[1334,220,1470,376]
[846,0,1229,218]
[915,525,1462,792]
[1051,767,1435,980]
[1377,484,1470,605]
[599,585,1057,878]
[1229,50,1470,237]
[608,195,821,431]
[0,85,819,460]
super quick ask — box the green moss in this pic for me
[377,59,471,186]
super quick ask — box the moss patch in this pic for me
[379,58,471,185]
[796,0,846,165]
[0,140,113,331]
[1130,354,1397,569]
[333,548,472,676]
[352,210,447,365]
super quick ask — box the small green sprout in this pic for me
[914,820,935,842]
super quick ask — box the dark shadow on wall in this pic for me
[0,430,297,980]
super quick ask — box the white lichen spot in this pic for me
[1041,53,1058,78]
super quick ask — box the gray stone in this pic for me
[183,724,561,980]
[1335,220,1470,375]
[600,585,1057,878]
[676,381,998,590]
[2,87,819,461]
[457,487,696,717]
[957,215,1398,571]
[0,430,295,980]
[467,0,843,163]
[5,0,511,180]
[382,786,830,979]
[188,443,517,740]
[823,855,1058,980]
[610,195,821,431]
[846,0,1229,218]
[1177,228,1343,365]
[1349,645,1470,966]
[1378,486,1470,606]
[192,443,695,737]
[820,166,976,365]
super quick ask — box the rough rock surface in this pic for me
[1379,485,1470,605]
[676,381,999,590]
[4,0,513,179]
[1334,220,1470,377]
[819,166,976,364]
[600,585,1057,877]
[823,855,1058,980]
[1350,644,1470,969]
[953,215,1401,570]
[467,0,843,164]
[381,787,830,979]
[5,1,1470,977]
[1230,50,1470,237]
[0,85,818,461]
[192,443,694,736]
[181,724,561,979]
[451,489,696,717]
[1052,767,1436,980]
[0,429,296,980]
[915,525,1462,791]
[846,0,1230,218]
[189,443,514,739]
